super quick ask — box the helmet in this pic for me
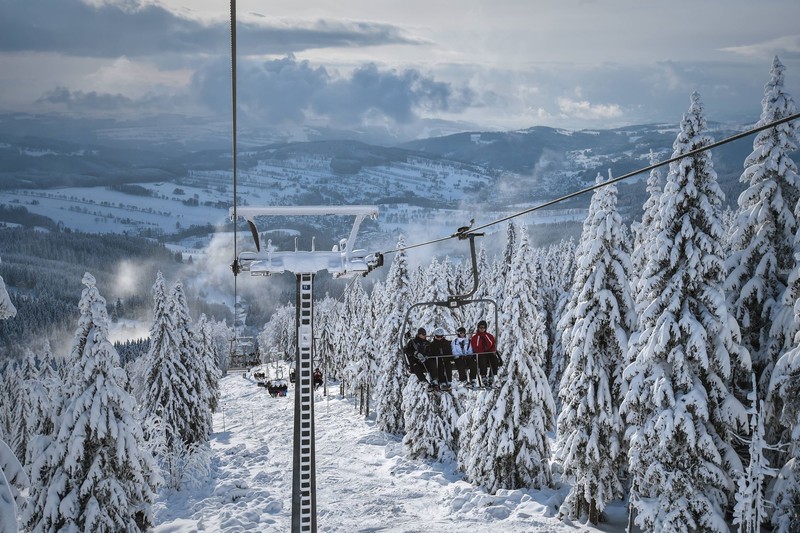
[433,327,445,337]
[477,320,488,329]
[417,327,427,336]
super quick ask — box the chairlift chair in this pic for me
[399,231,500,389]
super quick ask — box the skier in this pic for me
[471,320,499,385]
[404,327,437,386]
[451,326,477,386]
[429,327,454,390]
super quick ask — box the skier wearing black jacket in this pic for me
[404,327,437,384]
[428,327,453,390]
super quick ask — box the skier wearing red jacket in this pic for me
[470,320,499,385]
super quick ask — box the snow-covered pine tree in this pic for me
[169,281,213,445]
[621,93,751,532]
[208,318,233,375]
[7,350,37,464]
[766,293,800,531]
[193,313,222,413]
[548,238,577,390]
[376,235,413,434]
[417,257,456,333]
[0,437,27,533]
[24,343,60,468]
[401,377,458,461]
[732,382,769,533]
[23,273,158,533]
[631,150,664,307]
[0,256,16,320]
[555,172,634,524]
[726,56,800,400]
[138,273,196,486]
[0,260,21,532]
[462,229,554,494]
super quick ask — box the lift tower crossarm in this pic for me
[230,205,380,278]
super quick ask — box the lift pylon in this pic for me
[230,205,381,533]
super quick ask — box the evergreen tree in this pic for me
[23,273,158,532]
[375,236,413,434]
[631,150,664,307]
[621,93,751,532]
[548,238,577,390]
[555,173,634,523]
[25,344,60,469]
[463,230,554,494]
[726,56,800,398]
[169,281,212,445]
[732,385,768,533]
[1,437,27,533]
[193,314,222,413]
[0,261,21,532]
[401,378,458,461]
[139,273,195,487]
[767,291,800,531]
[0,256,17,320]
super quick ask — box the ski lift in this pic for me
[399,229,500,389]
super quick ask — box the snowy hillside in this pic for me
[153,370,625,532]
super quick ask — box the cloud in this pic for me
[720,34,800,60]
[314,63,473,125]
[192,55,476,127]
[0,0,422,59]
[36,85,188,114]
[556,96,622,120]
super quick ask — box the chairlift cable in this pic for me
[380,111,800,256]
[230,0,239,338]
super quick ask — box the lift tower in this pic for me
[231,205,382,532]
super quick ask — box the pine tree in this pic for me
[376,236,413,434]
[463,230,554,494]
[548,238,577,390]
[25,344,60,469]
[767,293,800,531]
[23,273,158,532]
[193,314,222,413]
[0,256,16,320]
[621,93,751,532]
[0,260,21,532]
[138,273,195,487]
[169,281,212,446]
[726,56,800,399]
[732,386,769,533]
[1,437,27,533]
[401,378,457,461]
[555,172,634,523]
[631,150,664,308]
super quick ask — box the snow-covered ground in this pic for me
[152,372,629,532]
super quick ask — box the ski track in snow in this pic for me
[152,373,624,532]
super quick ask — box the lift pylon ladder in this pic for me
[230,205,382,533]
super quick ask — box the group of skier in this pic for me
[403,320,500,390]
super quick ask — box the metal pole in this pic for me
[292,273,317,532]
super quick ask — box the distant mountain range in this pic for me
[0,112,794,251]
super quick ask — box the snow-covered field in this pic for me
[152,372,628,532]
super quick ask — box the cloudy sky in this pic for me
[1,0,799,136]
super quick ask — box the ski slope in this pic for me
[151,372,629,532]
